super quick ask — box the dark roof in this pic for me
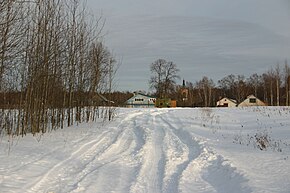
[219,97,237,104]
[94,93,114,103]
[133,92,156,98]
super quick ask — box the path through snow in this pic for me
[1,107,290,193]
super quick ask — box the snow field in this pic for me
[0,107,290,193]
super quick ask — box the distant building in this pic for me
[155,98,177,108]
[238,95,266,107]
[216,97,237,107]
[180,79,189,102]
[125,92,156,108]
[92,93,114,106]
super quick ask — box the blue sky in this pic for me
[86,0,290,91]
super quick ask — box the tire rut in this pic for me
[130,110,167,193]
[67,111,153,193]
[157,114,202,193]
[160,112,251,193]
[28,124,130,193]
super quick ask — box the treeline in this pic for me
[176,61,290,107]
[0,0,116,136]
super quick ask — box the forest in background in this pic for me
[0,0,117,136]
[146,59,290,108]
[1,0,289,137]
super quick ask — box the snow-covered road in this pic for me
[1,107,290,193]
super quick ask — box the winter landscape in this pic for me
[1,107,290,193]
[1,0,290,192]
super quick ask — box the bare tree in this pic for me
[149,59,180,98]
[235,75,248,103]
[218,74,249,103]
[218,74,236,98]
[284,60,290,106]
[149,59,166,98]
[247,73,261,97]
[0,0,22,90]
[275,64,281,106]
[195,76,215,107]
[0,0,116,136]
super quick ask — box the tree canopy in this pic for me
[149,59,180,98]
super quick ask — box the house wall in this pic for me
[238,96,266,107]
[171,100,177,108]
[126,94,156,108]
[216,98,237,107]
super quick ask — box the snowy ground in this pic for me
[0,107,290,193]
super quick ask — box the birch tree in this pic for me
[284,60,290,106]
[196,76,215,107]
[275,64,281,106]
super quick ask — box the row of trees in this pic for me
[0,0,117,136]
[190,61,290,107]
[149,59,290,107]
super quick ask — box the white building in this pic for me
[125,92,156,108]
[238,95,266,107]
[216,97,237,107]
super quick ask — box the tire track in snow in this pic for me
[71,111,155,193]
[83,109,166,193]
[130,110,168,193]
[162,111,251,193]
[27,129,114,193]
[27,111,144,193]
[0,130,90,175]
[157,114,202,193]
[67,127,135,193]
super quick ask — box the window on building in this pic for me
[135,98,144,102]
[249,98,256,103]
